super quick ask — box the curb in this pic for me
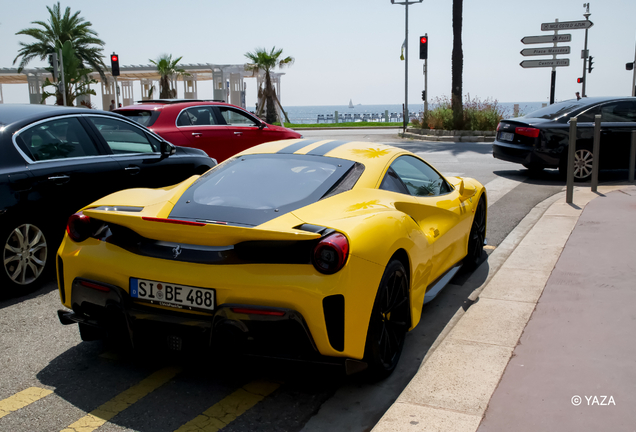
[290,126,402,131]
[371,185,627,432]
[399,132,496,142]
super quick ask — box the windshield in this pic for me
[170,154,357,226]
[114,109,160,127]
[523,100,587,120]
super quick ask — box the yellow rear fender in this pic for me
[79,175,200,214]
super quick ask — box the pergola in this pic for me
[0,63,284,111]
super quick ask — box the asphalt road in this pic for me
[3,131,624,432]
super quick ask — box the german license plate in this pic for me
[499,132,514,141]
[130,278,215,313]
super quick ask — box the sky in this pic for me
[1,0,635,109]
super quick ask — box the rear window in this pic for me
[524,100,590,120]
[114,109,161,127]
[170,154,357,226]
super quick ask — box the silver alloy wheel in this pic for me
[573,149,594,180]
[3,224,48,286]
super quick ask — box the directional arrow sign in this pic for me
[521,34,572,44]
[520,46,571,56]
[541,20,593,31]
[520,59,570,68]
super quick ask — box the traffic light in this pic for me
[588,56,594,73]
[577,77,584,84]
[419,36,428,60]
[421,90,426,101]
[110,54,120,76]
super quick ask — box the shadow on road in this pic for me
[34,256,491,432]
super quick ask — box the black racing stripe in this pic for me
[276,139,321,154]
[306,140,350,156]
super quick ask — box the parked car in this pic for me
[492,96,636,180]
[56,139,486,378]
[114,100,302,162]
[0,104,216,294]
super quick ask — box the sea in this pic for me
[249,102,548,124]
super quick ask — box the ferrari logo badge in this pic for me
[172,245,182,259]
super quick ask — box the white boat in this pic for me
[348,99,354,109]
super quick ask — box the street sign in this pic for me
[541,20,593,31]
[521,47,571,56]
[520,59,570,68]
[521,34,572,44]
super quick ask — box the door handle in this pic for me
[125,166,141,175]
[234,132,243,135]
[192,133,202,137]
[48,175,70,184]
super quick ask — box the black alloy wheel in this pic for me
[464,196,486,270]
[364,259,410,380]
[1,222,49,294]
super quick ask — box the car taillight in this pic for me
[496,123,502,131]
[66,212,93,242]
[515,127,540,138]
[313,233,349,274]
[79,280,111,292]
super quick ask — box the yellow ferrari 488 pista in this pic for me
[57,139,486,378]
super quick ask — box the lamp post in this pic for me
[581,3,591,97]
[392,0,424,133]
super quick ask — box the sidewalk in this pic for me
[372,185,636,432]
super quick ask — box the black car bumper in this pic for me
[493,141,560,168]
[58,277,318,358]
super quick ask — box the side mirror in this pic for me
[457,178,476,201]
[160,140,176,157]
[258,121,266,130]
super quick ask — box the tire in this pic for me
[363,259,410,380]
[558,148,594,182]
[1,222,51,296]
[464,196,486,270]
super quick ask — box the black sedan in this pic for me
[0,104,215,294]
[493,97,636,180]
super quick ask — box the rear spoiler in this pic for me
[82,209,320,246]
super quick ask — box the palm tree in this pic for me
[13,2,107,81]
[41,41,97,106]
[149,54,188,99]
[244,47,294,124]
[451,0,464,129]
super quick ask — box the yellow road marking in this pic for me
[0,387,53,419]
[61,367,181,432]
[174,380,281,432]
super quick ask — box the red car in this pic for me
[115,100,302,162]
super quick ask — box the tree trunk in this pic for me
[451,0,464,130]
[264,71,277,124]
[160,75,171,99]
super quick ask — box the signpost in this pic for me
[541,20,593,30]
[520,47,571,56]
[520,59,570,68]
[521,34,571,44]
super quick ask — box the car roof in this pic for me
[0,104,130,132]
[0,104,95,125]
[239,139,407,169]
[116,100,243,111]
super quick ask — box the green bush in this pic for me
[421,95,508,131]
